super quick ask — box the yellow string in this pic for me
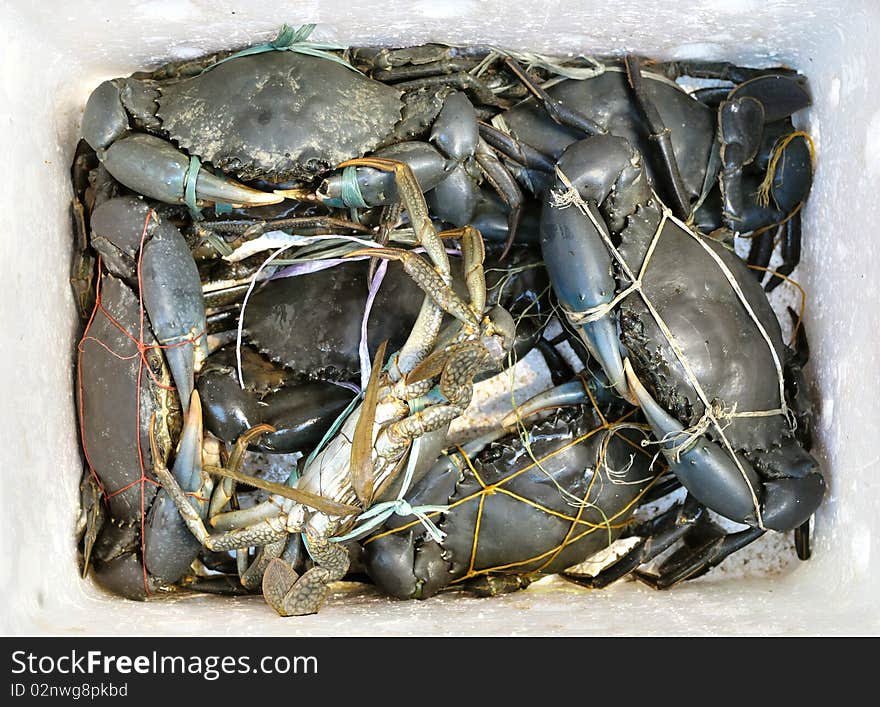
[746,264,807,347]
[363,412,636,545]
[361,408,665,585]
[756,131,815,209]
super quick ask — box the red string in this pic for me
[76,209,205,594]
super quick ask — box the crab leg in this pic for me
[747,224,778,281]
[263,530,350,616]
[765,215,801,293]
[503,57,605,137]
[562,498,704,589]
[651,60,803,85]
[474,139,524,259]
[337,157,453,379]
[477,122,555,172]
[634,523,766,589]
[346,245,479,328]
[392,73,508,109]
[448,226,486,317]
[624,55,692,220]
[501,380,596,426]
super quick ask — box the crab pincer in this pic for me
[139,210,208,410]
[144,392,212,583]
[624,359,825,534]
[540,137,640,401]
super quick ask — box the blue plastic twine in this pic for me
[200,24,361,74]
[340,165,369,209]
[331,394,450,544]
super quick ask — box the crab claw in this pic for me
[141,214,208,410]
[540,197,629,401]
[626,360,825,531]
[430,91,479,163]
[144,391,211,583]
[624,359,765,526]
[101,133,283,207]
[317,141,447,208]
[728,74,811,123]
[719,96,765,171]
[501,380,596,428]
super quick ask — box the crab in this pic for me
[80,39,402,208]
[360,354,665,600]
[538,124,825,582]
[77,195,214,594]
[152,158,516,615]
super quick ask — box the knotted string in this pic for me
[340,165,369,208]
[331,434,450,543]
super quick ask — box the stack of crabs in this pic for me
[72,27,825,617]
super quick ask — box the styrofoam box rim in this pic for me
[1,0,878,636]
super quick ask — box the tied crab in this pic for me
[79,26,402,210]
[360,350,668,600]
[76,195,217,596]
[153,158,516,615]
[537,106,825,584]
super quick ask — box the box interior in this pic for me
[2,0,878,636]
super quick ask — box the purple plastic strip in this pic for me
[359,260,389,390]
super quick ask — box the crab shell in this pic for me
[617,200,798,468]
[78,274,177,521]
[244,245,549,382]
[362,405,653,599]
[244,260,426,381]
[156,51,403,182]
[78,274,179,599]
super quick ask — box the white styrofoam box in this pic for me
[1,0,878,636]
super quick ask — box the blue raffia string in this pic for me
[340,165,369,209]
[200,24,361,74]
[184,155,203,220]
[331,396,450,544]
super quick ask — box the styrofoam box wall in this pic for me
[2,0,878,636]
